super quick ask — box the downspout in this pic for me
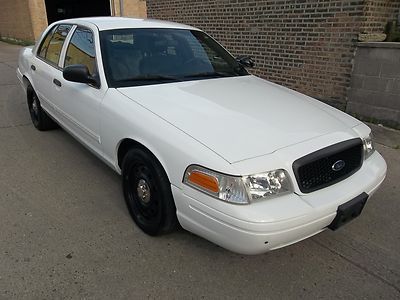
[110,0,115,16]
[120,0,124,16]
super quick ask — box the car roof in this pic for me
[56,17,199,31]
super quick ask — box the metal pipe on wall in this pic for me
[110,0,115,16]
[120,0,124,16]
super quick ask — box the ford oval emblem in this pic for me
[332,160,346,172]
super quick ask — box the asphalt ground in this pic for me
[0,41,399,299]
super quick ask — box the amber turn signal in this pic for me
[187,170,219,194]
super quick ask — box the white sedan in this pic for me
[17,17,387,254]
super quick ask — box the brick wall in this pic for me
[113,0,147,18]
[0,0,35,41]
[347,43,400,129]
[147,0,400,109]
[29,0,49,41]
[361,0,400,33]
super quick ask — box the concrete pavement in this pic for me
[0,41,399,299]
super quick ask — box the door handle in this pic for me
[53,79,62,87]
[31,65,36,71]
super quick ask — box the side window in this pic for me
[38,24,72,66]
[38,26,57,58]
[64,28,96,75]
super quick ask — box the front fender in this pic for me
[100,88,236,187]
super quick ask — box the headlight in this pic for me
[363,133,375,160]
[242,169,293,201]
[183,165,293,204]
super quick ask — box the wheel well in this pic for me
[117,139,171,183]
[23,76,33,99]
[117,139,152,169]
[22,75,31,88]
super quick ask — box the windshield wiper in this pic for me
[117,74,181,82]
[183,71,237,79]
[117,71,238,83]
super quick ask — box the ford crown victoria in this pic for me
[17,17,387,254]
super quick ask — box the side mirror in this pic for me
[236,55,255,68]
[63,64,99,88]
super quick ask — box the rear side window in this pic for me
[64,27,96,75]
[38,24,72,66]
[38,26,57,58]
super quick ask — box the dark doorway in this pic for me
[45,0,111,24]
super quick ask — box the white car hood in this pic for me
[118,75,361,163]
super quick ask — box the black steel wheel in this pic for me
[122,148,177,236]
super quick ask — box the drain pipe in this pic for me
[120,0,124,17]
[110,0,115,16]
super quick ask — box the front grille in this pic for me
[293,138,363,193]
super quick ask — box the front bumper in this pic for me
[173,151,387,254]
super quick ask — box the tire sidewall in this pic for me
[27,86,42,129]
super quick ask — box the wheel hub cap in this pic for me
[137,179,151,204]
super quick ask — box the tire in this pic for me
[122,148,178,236]
[27,85,57,131]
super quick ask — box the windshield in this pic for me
[100,28,248,87]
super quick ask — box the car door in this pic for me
[31,24,72,116]
[55,26,107,151]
